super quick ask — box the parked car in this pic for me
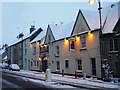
[2,63,9,69]
[9,64,20,71]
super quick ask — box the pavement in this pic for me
[2,69,120,90]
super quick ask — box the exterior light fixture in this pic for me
[64,38,67,41]
[39,57,42,61]
[44,44,47,47]
[88,0,96,5]
[88,30,92,35]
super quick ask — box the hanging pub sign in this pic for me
[40,45,49,53]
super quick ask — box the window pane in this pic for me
[31,61,33,66]
[57,61,60,70]
[70,40,75,50]
[81,35,86,48]
[37,61,39,66]
[78,60,82,70]
[65,60,69,68]
[56,46,59,55]
[114,39,118,51]
[34,60,36,66]
[110,39,113,51]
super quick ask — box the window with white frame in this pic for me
[110,38,118,51]
[80,35,86,48]
[65,59,69,68]
[34,60,37,66]
[55,46,59,56]
[77,60,82,70]
[56,61,60,70]
[37,61,39,66]
[69,40,75,50]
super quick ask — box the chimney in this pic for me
[30,25,36,34]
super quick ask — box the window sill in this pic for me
[70,49,75,51]
[80,47,87,51]
[76,70,82,73]
[54,54,59,57]
[109,51,118,54]
[55,70,60,73]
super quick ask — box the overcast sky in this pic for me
[1,0,119,46]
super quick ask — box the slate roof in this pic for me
[82,1,120,34]
[30,29,46,43]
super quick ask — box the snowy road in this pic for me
[2,72,48,89]
[2,69,120,90]
[2,70,92,90]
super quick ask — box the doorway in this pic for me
[91,58,96,76]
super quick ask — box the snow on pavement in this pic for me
[3,69,120,89]
[28,78,76,88]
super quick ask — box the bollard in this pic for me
[83,73,86,80]
[62,70,64,77]
[45,69,51,82]
[75,70,77,79]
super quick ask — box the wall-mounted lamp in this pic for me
[88,0,96,5]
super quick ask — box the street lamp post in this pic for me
[89,0,103,78]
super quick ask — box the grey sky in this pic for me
[1,1,119,46]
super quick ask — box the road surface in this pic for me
[2,70,98,90]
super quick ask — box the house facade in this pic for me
[30,29,46,71]
[6,25,43,69]
[102,19,120,78]
[36,10,102,78]
[5,1,120,79]
[23,38,31,70]
[101,2,120,78]
[48,30,101,77]
[29,41,40,71]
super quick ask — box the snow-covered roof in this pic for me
[31,30,46,43]
[49,21,75,40]
[48,2,119,41]
[0,49,5,55]
[40,36,45,45]
[8,28,39,47]
[81,1,120,34]
[102,2,119,33]
[81,10,99,30]
[3,56,7,60]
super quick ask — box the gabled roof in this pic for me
[71,10,91,36]
[81,10,99,30]
[49,21,75,41]
[81,1,120,34]
[102,2,120,33]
